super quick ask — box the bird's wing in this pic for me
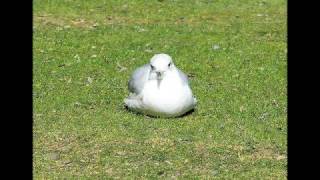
[177,68,190,86]
[128,64,150,94]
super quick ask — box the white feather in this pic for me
[124,54,197,117]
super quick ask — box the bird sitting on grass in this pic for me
[124,53,197,117]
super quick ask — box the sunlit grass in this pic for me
[33,0,287,178]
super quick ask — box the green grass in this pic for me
[33,0,287,179]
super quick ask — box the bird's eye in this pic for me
[150,65,155,70]
[168,63,172,67]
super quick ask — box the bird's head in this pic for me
[149,53,174,80]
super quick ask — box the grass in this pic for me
[33,0,287,179]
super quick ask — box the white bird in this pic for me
[124,53,197,117]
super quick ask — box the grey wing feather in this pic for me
[177,68,189,85]
[128,64,150,94]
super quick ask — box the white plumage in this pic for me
[124,54,197,117]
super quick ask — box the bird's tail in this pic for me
[124,94,143,110]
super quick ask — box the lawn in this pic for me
[33,0,287,179]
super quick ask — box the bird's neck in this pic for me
[155,69,180,89]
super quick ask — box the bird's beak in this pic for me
[156,71,164,89]
[156,72,163,80]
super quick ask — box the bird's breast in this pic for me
[141,74,193,114]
